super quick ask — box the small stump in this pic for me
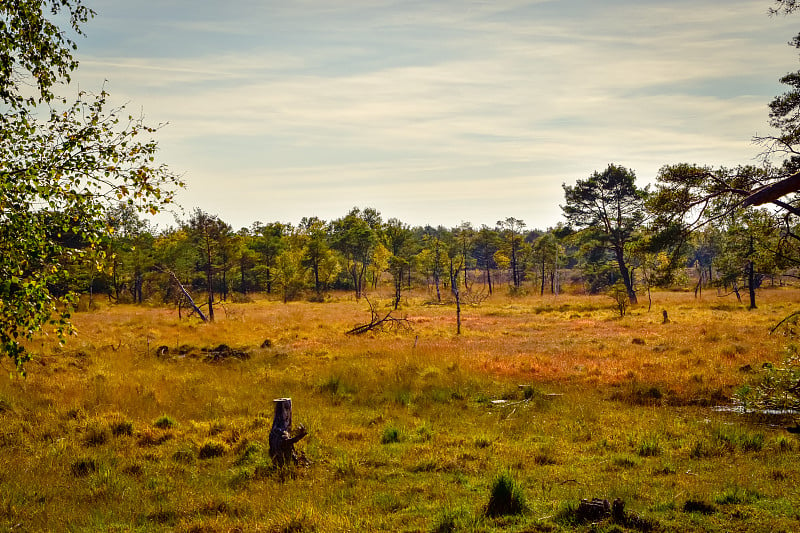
[269,398,307,466]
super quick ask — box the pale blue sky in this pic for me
[68,1,798,230]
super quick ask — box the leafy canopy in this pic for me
[0,1,183,372]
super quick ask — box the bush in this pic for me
[484,471,527,517]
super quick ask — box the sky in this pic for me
[65,0,800,231]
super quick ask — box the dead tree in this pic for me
[159,267,208,322]
[269,398,307,466]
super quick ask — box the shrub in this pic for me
[234,441,263,466]
[173,448,195,464]
[137,429,174,447]
[612,455,640,469]
[484,471,527,517]
[714,486,760,505]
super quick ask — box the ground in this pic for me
[1,287,799,531]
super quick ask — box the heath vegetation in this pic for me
[2,287,800,531]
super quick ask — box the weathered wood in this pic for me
[269,398,307,466]
[346,296,410,335]
[576,498,610,521]
[161,268,208,322]
[743,170,800,208]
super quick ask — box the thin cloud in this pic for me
[73,0,800,229]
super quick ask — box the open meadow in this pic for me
[2,288,800,532]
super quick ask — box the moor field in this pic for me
[2,287,800,532]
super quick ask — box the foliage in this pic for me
[329,207,380,299]
[0,91,182,371]
[608,281,630,317]
[0,2,181,372]
[562,164,647,303]
[0,0,94,107]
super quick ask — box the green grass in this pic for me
[0,289,798,531]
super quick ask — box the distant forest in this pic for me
[85,161,796,319]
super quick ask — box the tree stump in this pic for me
[269,398,307,466]
[576,498,610,522]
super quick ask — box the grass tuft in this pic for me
[484,471,527,517]
[83,425,109,447]
[381,426,401,444]
[153,414,177,429]
[110,419,133,437]
[683,499,715,514]
[70,457,97,477]
[198,440,227,459]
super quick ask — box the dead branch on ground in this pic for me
[346,296,411,335]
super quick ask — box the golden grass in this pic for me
[1,287,799,531]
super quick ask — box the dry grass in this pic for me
[0,287,799,531]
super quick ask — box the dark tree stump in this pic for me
[269,398,307,466]
[576,498,611,522]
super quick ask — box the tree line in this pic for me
[78,167,794,320]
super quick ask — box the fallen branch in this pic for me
[770,309,800,334]
[346,296,411,335]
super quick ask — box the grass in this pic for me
[0,287,799,531]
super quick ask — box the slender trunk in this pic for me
[614,246,637,304]
[135,271,143,304]
[511,246,518,288]
[748,261,757,309]
[206,237,215,321]
[456,290,461,334]
[313,261,321,295]
[350,263,360,299]
[732,281,742,303]
[394,269,402,310]
[112,257,120,302]
[222,268,228,301]
[540,258,546,296]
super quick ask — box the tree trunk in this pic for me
[540,258,546,296]
[748,261,757,309]
[165,269,207,322]
[614,246,637,304]
[394,269,402,310]
[269,398,307,467]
